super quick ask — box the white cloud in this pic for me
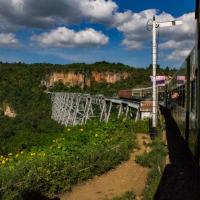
[0,0,118,29]
[157,12,195,61]
[112,9,177,50]
[0,0,195,63]
[0,33,18,47]
[112,9,195,63]
[32,27,109,48]
[160,12,195,42]
[79,0,118,23]
[167,49,191,61]
[122,39,143,49]
[113,9,195,50]
[160,40,194,50]
[112,11,133,27]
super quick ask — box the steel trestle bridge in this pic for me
[49,92,142,127]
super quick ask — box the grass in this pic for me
[113,191,136,200]
[0,119,149,200]
[135,119,167,200]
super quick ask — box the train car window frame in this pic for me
[190,80,196,113]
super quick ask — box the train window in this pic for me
[171,86,185,107]
[191,80,196,112]
[181,87,185,107]
[178,86,185,107]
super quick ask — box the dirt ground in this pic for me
[60,134,151,200]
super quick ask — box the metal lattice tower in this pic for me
[51,93,105,126]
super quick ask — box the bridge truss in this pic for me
[49,92,140,127]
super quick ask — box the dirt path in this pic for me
[60,134,151,200]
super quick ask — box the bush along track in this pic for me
[113,191,136,200]
[0,120,149,200]
[136,126,167,200]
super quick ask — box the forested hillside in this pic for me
[0,61,176,154]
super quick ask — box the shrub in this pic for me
[113,191,136,200]
[0,120,138,200]
[136,136,167,200]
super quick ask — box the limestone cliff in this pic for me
[43,71,130,89]
[91,71,129,83]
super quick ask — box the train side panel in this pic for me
[188,49,198,156]
[168,60,187,139]
[167,48,198,159]
[118,90,133,100]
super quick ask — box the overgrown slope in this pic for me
[0,61,176,154]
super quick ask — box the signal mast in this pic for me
[147,16,182,137]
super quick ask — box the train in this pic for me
[166,47,198,159]
[118,0,200,166]
[166,0,200,166]
[118,87,153,100]
[118,87,165,101]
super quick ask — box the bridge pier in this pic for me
[135,109,141,121]
[117,104,123,119]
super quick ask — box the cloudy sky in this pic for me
[0,0,195,67]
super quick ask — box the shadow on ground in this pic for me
[22,190,60,200]
[154,107,200,200]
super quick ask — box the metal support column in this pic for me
[125,106,129,120]
[106,102,112,123]
[152,16,157,136]
[117,104,123,119]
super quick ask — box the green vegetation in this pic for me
[0,62,174,154]
[136,134,167,200]
[0,120,139,200]
[0,61,171,199]
[113,191,136,200]
[0,62,64,155]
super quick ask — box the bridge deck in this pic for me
[105,98,140,109]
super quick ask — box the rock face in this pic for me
[43,71,130,89]
[45,72,87,89]
[91,71,129,83]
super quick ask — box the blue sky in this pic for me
[0,0,195,68]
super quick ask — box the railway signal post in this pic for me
[150,16,182,137]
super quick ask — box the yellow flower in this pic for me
[30,153,36,156]
[95,134,98,137]
[15,154,19,158]
[80,128,84,132]
[20,151,24,154]
[67,128,71,132]
[2,160,6,164]
[6,158,9,161]
[38,152,46,157]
